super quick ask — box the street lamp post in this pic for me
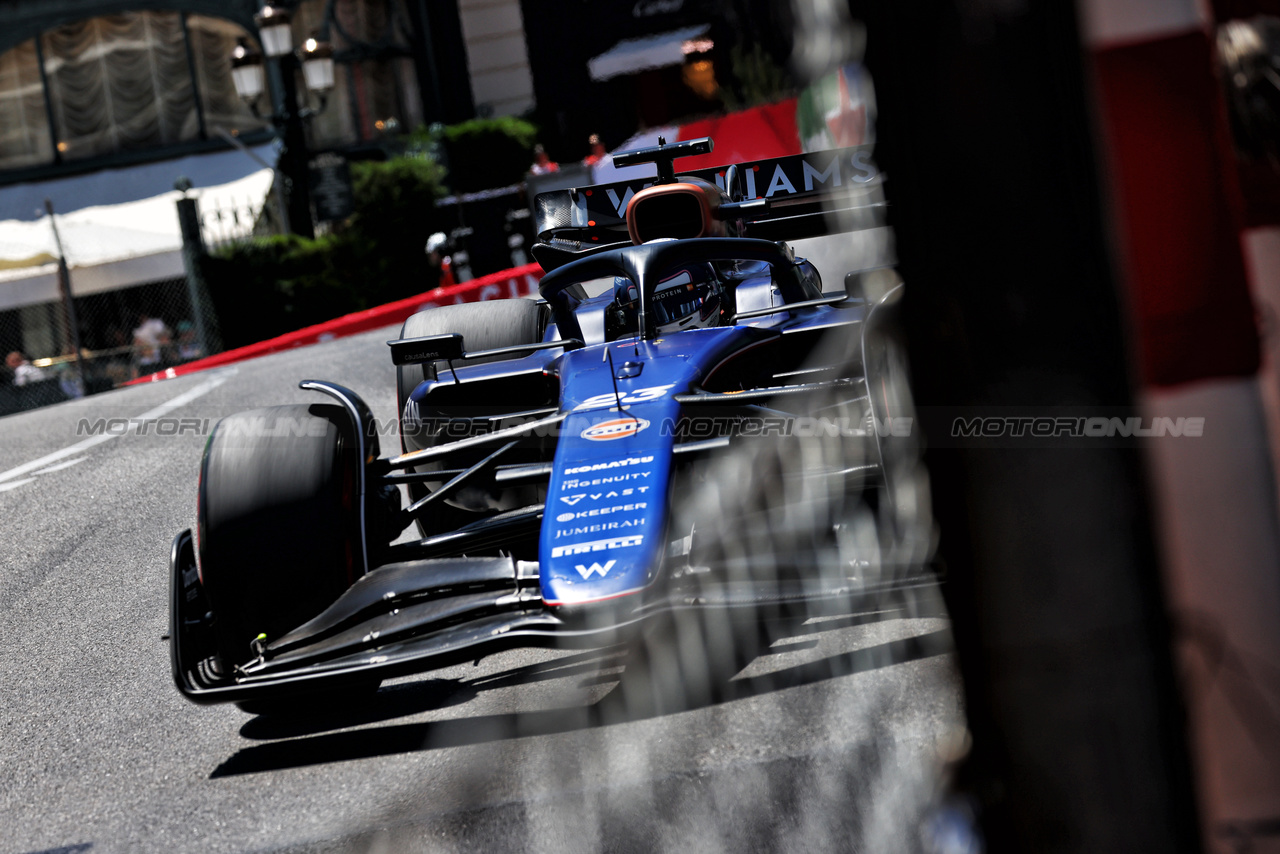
[230,4,335,239]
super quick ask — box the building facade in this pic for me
[519,0,795,159]
[0,0,527,390]
[0,0,793,393]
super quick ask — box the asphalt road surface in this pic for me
[0,317,961,853]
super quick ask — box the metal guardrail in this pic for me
[199,197,283,252]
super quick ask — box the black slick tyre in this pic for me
[395,300,547,536]
[396,299,546,421]
[197,403,361,673]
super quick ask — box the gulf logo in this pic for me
[581,417,650,442]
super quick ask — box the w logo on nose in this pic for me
[575,560,616,579]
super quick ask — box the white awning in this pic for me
[0,147,274,312]
[588,25,709,82]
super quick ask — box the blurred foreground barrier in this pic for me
[1087,2,1280,850]
[128,263,544,385]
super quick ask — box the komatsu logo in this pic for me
[575,560,616,579]
[563,455,654,474]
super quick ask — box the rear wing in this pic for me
[533,145,885,251]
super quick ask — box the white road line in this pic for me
[32,457,87,475]
[0,479,36,492]
[0,369,236,486]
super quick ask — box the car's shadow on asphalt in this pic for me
[209,610,952,779]
[234,650,630,741]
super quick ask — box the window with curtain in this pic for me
[0,40,54,170]
[43,12,199,158]
[0,4,427,174]
[294,0,354,147]
[318,0,421,144]
[184,14,263,137]
[0,11,263,171]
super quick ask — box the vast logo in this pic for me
[581,417,650,441]
[575,560,616,579]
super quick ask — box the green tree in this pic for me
[720,43,795,111]
[441,116,539,193]
[203,154,448,348]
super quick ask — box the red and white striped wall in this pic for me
[1082,0,1280,848]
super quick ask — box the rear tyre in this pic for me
[396,299,546,422]
[396,300,547,537]
[197,403,362,673]
[862,284,922,552]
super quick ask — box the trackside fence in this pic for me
[0,273,222,416]
[128,263,545,384]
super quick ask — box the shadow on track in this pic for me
[210,621,952,778]
[235,649,631,742]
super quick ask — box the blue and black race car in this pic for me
[169,138,927,712]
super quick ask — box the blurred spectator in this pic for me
[54,353,84,399]
[583,133,608,167]
[132,312,171,375]
[6,351,48,386]
[583,134,613,182]
[426,232,457,289]
[175,320,203,361]
[530,144,560,175]
[102,327,133,387]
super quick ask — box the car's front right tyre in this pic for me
[197,402,362,675]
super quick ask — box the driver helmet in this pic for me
[616,263,725,335]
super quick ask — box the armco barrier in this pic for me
[128,262,544,384]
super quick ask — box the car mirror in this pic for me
[845,268,903,305]
[387,333,464,366]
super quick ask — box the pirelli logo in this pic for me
[551,535,644,558]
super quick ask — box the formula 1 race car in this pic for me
[169,138,929,712]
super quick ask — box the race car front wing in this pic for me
[169,527,936,705]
